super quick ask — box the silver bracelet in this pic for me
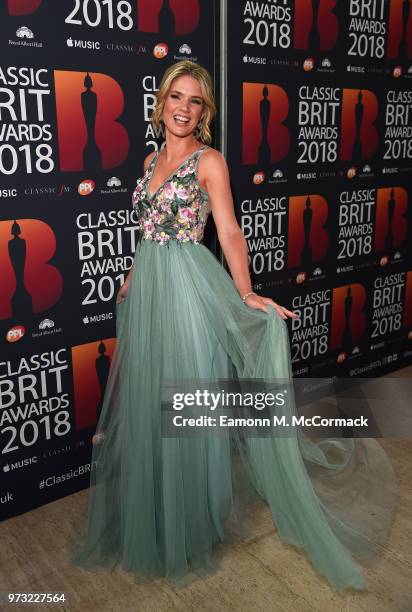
[241,291,255,303]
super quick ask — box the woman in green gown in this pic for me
[68,60,398,592]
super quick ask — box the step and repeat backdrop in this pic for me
[1,0,412,521]
[226,0,412,380]
[0,0,216,519]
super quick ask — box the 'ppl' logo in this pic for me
[253,171,265,185]
[153,43,168,58]
[303,57,315,71]
[6,325,25,343]
[78,180,95,195]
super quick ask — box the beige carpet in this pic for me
[1,367,411,612]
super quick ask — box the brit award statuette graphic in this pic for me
[138,0,200,35]
[0,220,62,321]
[294,0,339,53]
[374,187,408,254]
[54,70,129,172]
[242,83,290,165]
[331,284,367,355]
[72,339,116,430]
[388,0,412,60]
[288,194,329,271]
[340,89,378,163]
[7,0,42,16]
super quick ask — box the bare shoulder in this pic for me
[143,150,157,172]
[199,147,228,176]
[202,146,226,165]
[198,147,230,193]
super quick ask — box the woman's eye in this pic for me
[192,99,202,105]
[170,93,179,99]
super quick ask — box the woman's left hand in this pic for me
[243,292,300,320]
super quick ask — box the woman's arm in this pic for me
[200,149,298,320]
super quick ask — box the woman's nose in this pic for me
[179,99,190,110]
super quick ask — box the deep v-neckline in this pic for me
[147,145,206,199]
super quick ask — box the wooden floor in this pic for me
[1,368,411,612]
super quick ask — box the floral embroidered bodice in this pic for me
[132,145,210,245]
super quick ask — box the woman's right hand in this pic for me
[116,281,129,305]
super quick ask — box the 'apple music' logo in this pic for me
[83,313,113,324]
[67,37,101,51]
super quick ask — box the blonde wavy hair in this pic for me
[151,60,216,145]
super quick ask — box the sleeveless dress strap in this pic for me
[194,145,209,190]
[195,144,209,159]
[150,150,160,167]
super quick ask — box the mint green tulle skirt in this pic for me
[66,239,398,592]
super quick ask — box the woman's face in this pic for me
[162,75,205,139]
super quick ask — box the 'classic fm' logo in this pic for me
[330,284,367,352]
[288,195,329,269]
[242,83,290,165]
[340,89,378,162]
[0,220,63,321]
[54,71,129,172]
[7,0,42,16]
[138,0,200,35]
[387,0,412,60]
[374,187,408,253]
[294,0,339,52]
[72,338,116,429]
